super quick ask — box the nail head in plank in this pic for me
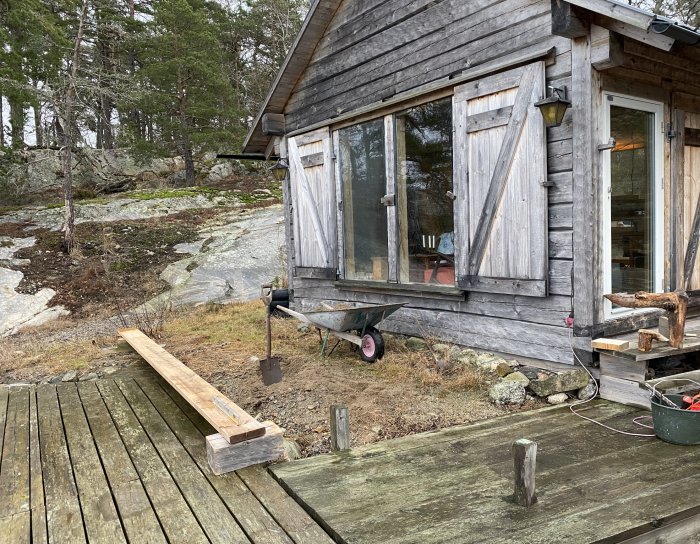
[118,328,265,444]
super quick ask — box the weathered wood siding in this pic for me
[685,112,700,290]
[283,0,576,365]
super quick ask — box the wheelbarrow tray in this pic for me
[301,302,407,332]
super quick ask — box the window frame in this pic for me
[601,92,665,319]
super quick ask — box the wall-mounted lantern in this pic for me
[271,158,289,181]
[534,86,571,128]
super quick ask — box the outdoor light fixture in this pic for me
[271,157,289,181]
[534,86,571,128]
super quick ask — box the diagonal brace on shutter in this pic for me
[467,63,539,277]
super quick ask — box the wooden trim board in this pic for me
[118,328,265,444]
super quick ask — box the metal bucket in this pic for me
[650,394,700,446]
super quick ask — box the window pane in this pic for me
[395,98,454,285]
[609,105,656,295]
[339,119,388,281]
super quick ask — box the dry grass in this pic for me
[162,300,487,394]
[0,337,105,381]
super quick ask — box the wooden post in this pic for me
[513,439,537,507]
[330,405,350,451]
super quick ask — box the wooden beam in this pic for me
[206,422,284,475]
[117,328,265,444]
[592,14,675,51]
[512,439,537,507]
[551,0,588,38]
[686,127,700,147]
[564,0,654,30]
[591,338,630,351]
[684,197,700,290]
[330,405,350,452]
[590,24,624,69]
[262,113,286,136]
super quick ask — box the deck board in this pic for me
[0,371,331,544]
[272,400,700,544]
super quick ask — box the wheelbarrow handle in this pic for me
[260,283,273,306]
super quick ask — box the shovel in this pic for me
[260,284,283,385]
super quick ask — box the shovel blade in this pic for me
[259,357,283,386]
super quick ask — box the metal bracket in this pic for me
[597,138,616,151]
[380,194,396,207]
[445,191,457,201]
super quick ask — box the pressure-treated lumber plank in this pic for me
[114,377,251,544]
[56,383,127,544]
[28,389,47,544]
[0,386,9,472]
[591,338,630,351]
[135,375,295,544]
[0,387,30,544]
[118,328,265,444]
[35,385,86,543]
[96,380,209,544]
[76,381,166,544]
[207,422,284,476]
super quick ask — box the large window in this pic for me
[337,99,454,286]
[603,94,664,315]
[338,119,388,281]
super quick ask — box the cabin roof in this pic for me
[242,0,700,155]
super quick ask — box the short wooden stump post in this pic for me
[513,439,537,507]
[330,405,350,451]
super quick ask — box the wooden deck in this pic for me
[0,370,334,544]
[272,401,700,544]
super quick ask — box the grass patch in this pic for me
[120,187,224,201]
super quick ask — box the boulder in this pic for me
[449,345,463,361]
[577,381,597,400]
[457,350,478,366]
[528,369,589,398]
[488,381,526,406]
[61,370,78,382]
[283,438,302,461]
[475,353,507,372]
[406,337,427,351]
[547,393,569,405]
[495,362,512,377]
[504,371,530,387]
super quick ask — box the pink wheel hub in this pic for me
[361,334,376,357]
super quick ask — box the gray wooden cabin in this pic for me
[243,0,700,368]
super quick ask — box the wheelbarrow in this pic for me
[278,302,407,362]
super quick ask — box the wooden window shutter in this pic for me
[288,128,337,274]
[453,61,548,297]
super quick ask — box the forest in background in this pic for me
[0,0,307,180]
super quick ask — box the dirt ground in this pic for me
[0,187,540,458]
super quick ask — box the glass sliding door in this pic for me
[395,98,454,285]
[604,94,664,314]
[338,119,388,281]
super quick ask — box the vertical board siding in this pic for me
[286,0,576,364]
[685,112,700,290]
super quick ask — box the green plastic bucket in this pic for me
[651,394,700,446]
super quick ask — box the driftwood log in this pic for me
[637,329,669,352]
[604,290,689,349]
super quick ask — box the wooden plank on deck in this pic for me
[56,383,127,544]
[0,387,30,544]
[114,377,251,544]
[135,375,296,544]
[28,388,47,544]
[96,379,209,544]
[76,381,166,544]
[36,385,86,543]
[118,328,265,444]
[0,386,9,472]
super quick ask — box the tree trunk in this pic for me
[31,80,43,148]
[61,0,89,254]
[9,98,26,147]
[177,68,195,185]
[183,138,195,185]
[0,93,4,147]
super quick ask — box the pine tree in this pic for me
[132,0,241,184]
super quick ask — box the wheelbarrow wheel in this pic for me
[359,327,384,363]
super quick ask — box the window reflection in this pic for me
[609,105,655,295]
[395,99,454,285]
